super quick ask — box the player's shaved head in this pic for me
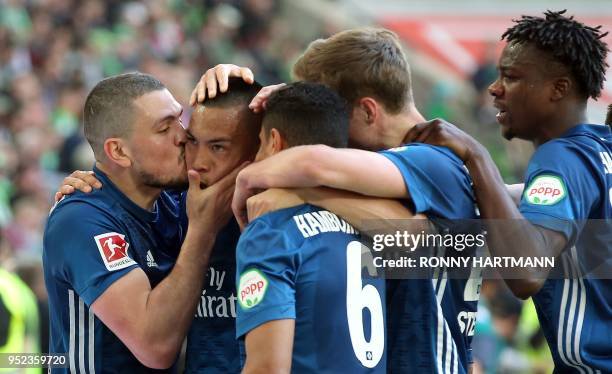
[293,27,413,114]
[84,72,166,160]
[262,82,349,148]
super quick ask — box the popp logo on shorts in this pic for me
[524,175,567,205]
[238,269,268,309]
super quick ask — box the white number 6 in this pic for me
[346,241,384,368]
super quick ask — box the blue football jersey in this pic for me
[43,166,184,373]
[235,205,386,373]
[184,218,242,373]
[519,124,612,373]
[380,144,481,374]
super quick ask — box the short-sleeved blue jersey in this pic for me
[184,218,242,373]
[235,205,386,373]
[519,124,612,373]
[43,166,184,373]
[380,144,480,374]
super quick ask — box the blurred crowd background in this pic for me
[1,0,610,372]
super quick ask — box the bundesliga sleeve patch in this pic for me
[524,174,567,205]
[238,269,268,309]
[94,232,137,271]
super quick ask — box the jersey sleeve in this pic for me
[235,218,300,339]
[379,144,475,219]
[519,140,599,242]
[44,201,140,306]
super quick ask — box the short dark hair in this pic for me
[192,77,264,145]
[606,104,612,127]
[84,72,166,159]
[502,10,609,99]
[199,77,263,109]
[262,82,349,148]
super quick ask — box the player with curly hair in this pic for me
[406,10,612,372]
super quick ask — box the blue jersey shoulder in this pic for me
[379,143,476,220]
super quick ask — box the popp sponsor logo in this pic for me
[238,269,268,309]
[524,175,567,205]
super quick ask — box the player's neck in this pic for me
[533,103,588,147]
[383,103,426,148]
[96,162,161,211]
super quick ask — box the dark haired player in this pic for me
[182,78,263,373]
[198,30,485,373]
[56,76,406,373]
[43,73,239,372]
[236,82,386,373]
[406,10,612,372]
[52,77,263,373]
[209,28,482,372]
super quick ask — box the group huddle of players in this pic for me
[42,9,611,374]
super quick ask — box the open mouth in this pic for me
[495,110,508,124]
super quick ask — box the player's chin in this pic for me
[501,125,515,141]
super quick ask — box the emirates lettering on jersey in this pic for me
[194,267,237,318]
[293,210,359,238]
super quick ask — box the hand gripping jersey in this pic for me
[43,167,184,373]
[519,124,612,373]
[235,205,386,373]
[379,144,481,374]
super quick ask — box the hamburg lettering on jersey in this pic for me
[293,210,359,238]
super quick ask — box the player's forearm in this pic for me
[239,147,321,192]
[141,227,215,361]
[298,187,429,233]
[243,320,294,374]
[302,146,408,198]
[466,150,561,297]
[242,145,402,198]
[242,361,290,374]
[505,183,524,205]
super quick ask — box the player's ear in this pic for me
[269,128,286,155]
[356,97,378,126]
[103,138,132,168]
[551,77,571,101]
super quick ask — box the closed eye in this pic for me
[186,133,198,145]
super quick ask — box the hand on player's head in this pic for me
[403,118,482,162]
[54,170,103,202]
[189,64,254,106]
[248,83,286,113]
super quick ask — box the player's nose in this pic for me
[488,78,503,98]
[190,152,211,174]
